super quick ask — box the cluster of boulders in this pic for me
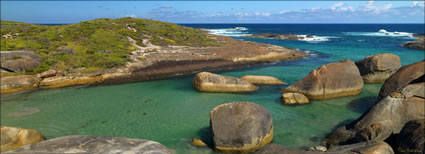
[281,53,402,104]
[324,60,424,154]
[243,33,313,40]
[0,126,173,153]
[191,54,423,153]
[192,72,286,93]
[193,53,403,106]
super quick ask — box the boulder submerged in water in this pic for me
[240,75,286,85]
[281,92,309,105]
[0,75,40,94]
[193,72,257,93]
[4,135,173,154]
[0,126,44,152]
[210,102,273,152]
[283,59,364,100]
[355,53,401,83]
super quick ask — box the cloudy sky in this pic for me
[1,1,424,24]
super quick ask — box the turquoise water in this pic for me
[1,24,424,153]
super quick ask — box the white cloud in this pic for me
[124,14,137,18]
[279,10,288,14]
[331,3,345,10]
[411,1,425,7]
[362,0,392,14]
[255,11,271,17]
[311,7,321,11]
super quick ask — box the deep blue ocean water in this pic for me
[1,24,424,153]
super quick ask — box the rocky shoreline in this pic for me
[243,33,314,40]
[1,35,306,94]
[403,34,425,51]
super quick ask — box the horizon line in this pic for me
[32,22,425,25]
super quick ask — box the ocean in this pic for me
[1,24,424,153]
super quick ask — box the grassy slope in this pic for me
[1,18,217,74]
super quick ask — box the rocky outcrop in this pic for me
[378,60,425,99]
[39,76,104,89]
[240,75,286,85]
[404,34,425,51]
[0,51,42,73]
[192,138,207,147]
[254,142,394,154]
[0,75,40,94]
[283,60,364,100]
[325,82,424,147]
[36,70,59,78]
[281,93,309,105]
[210,102,273,152]
[394,120,424,154]
[4,135,173,154]
[193,72,257,93]
[244,33,312,40]
[355,53,401,83]
[0,126,44,152]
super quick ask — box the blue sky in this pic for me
[1,1,424,23]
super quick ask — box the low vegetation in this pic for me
[1,18,217,73]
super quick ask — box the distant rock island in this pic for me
[243,33,314,40]
[403,34,425,51]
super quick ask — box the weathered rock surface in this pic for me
[281,92,309,105]
[39,76,104,89]
[36,70,57,78]
[210,102,273,152]
[325,82,425,147]
[283,60,364,100]
[394,119,425,154]
[403,35,425,51]
[4,135,173,154]
[241,75,286,85]
[0,126,44,152]
[193,72,257,93]
[0,51,42,73]
[192,138,207,147]
[253,142,394,154]
[378,60,425,99]
[0,75,40,94]
[355,53,401,83]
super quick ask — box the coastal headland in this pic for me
[0,18,306,94]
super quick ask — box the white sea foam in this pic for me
[207,28,251,37]
[344,29,415,39]
[296,35,339,43]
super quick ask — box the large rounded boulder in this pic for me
[378,60,424,99]
[193,72,257,93]
[395,119,424,154]
[283,60,363,100]
[0,75,40,94]
[1,126,44,152]
[355,53,401,83]
[325,82,425,147]
[4,135,173,154]
[0,51,42,73]
[210,102,273,152]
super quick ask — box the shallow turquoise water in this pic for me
[1,24,424,153]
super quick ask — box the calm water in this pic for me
[1,24,424,153]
